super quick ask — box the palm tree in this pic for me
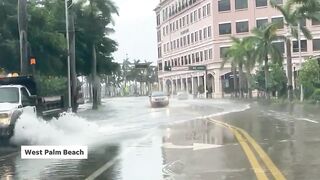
[243,39,258,98]
[271,0,313,101]
[86,0,118,109]
[222,37,247,98]
[247,23,283,99]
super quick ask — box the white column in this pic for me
[197,75,200,96]
[171,79,174,96]
[163,78,166,93]
[175,76,178,92]
[214,71,223,98]
[204,73,207,99]
[191,75,194,95]
[186,74,189,93]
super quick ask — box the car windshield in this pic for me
[151,92,166,97]
[0,87,19,103]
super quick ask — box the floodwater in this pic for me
[0,97,319,180]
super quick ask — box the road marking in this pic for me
[162,142,223,150]
[209,119,286,180]
[212,121,268,180]
[235,127,286,180]
[85,132,154,180]
[296,118,319,124]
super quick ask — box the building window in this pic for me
[187,35,190,45]
[293,40,307,52]
[208,26,212,37]
[199,30,203,41]
[218,0,231,12]
[271,17,284,29]
[313,39,320,51]
[194,10,197,21]
[219,23,231,35]
[159,62,163,71]
[158,46,162,58]
[198,9,201,20]
[220,47,230,58]
[191,33,194,43]
[188,55,191,64]
[236,21,249,33]
[195,31,198,42]
[209,49,213,59]
[312,19,320,25]
[235,0,248,10]
[256,0,267,7]
[204,28,207,39]
[164,44,166,53]
[207,4,211,16]
[256,18,268,29]
[156,14,160,26]
[192,54,195,63]
[204,50,208,60]
[203,6,206,17]
[200,51,204,61]
[273,41,285,54]
[183,17,186,27]
[163,27,165,36]
[186,15,189,25]
[177,39,180,48]
[183,36,187,46]
[185,56,188,65]
[196,52,200,62]
[157,30,161,42]
[190,12,194,23]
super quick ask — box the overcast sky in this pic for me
[111,0,159,64]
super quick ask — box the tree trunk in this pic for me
[18,0,28,75]
[286,39,293,101]
[264,56,270,99]
[92,44,98,110]
[247,73,253,98]
[232,63,238,98]
[239,64,244,98]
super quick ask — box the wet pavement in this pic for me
[0,97,320,179]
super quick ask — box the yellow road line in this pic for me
[212,121,268,180]
[235,127,286,180]
[209,119,286,180]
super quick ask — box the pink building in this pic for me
[155,0,320,97]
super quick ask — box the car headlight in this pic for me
[0,112,12,125]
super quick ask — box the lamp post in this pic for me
[65,0,71,110]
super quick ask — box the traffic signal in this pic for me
[30,57,36,65]
[164,66,172,71]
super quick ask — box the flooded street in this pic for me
[0,97,320,179]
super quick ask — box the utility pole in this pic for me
[18,0,28,75]
[69,11,77,112]
[65,0,72,110]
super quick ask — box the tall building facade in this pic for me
[155,0,320,97]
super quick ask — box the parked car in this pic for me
[149,91,169,108]
[177,91,189,100]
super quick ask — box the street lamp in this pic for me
[65,0,71,110]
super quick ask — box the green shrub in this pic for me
[35,76,68,97]
[311,89,320,102]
